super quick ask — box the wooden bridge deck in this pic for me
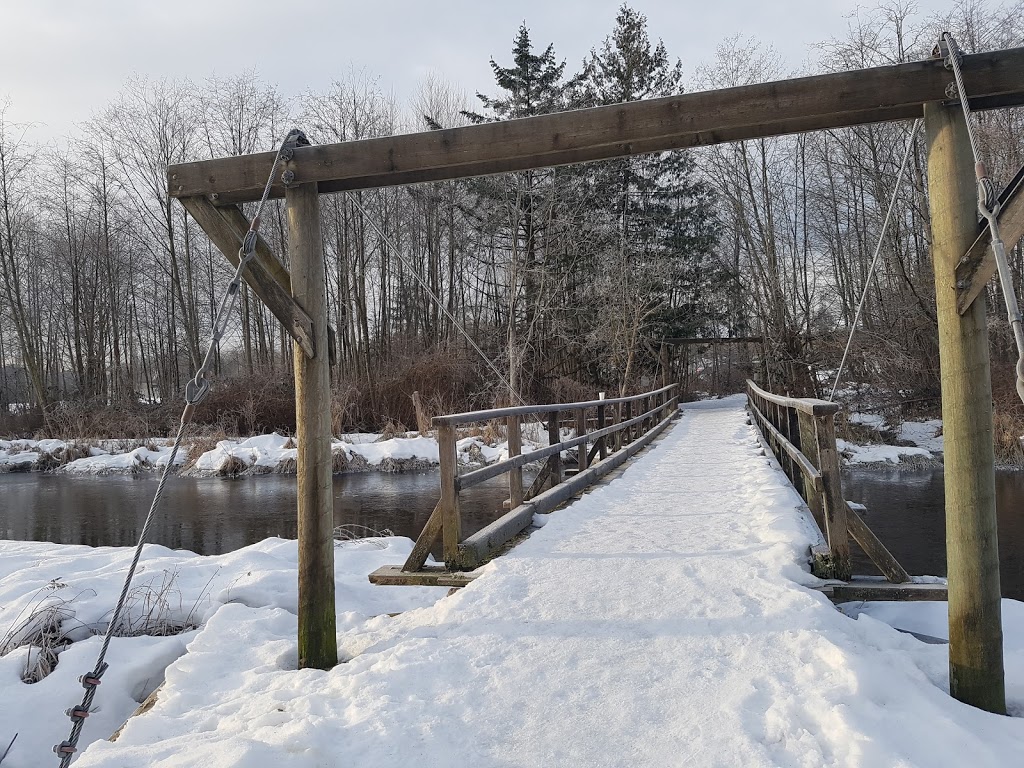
[75,396,1024,767]
[315,396,991,766]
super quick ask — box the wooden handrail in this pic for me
[746,379,839,416]
[431,385,677,426]
[404,385,679,571]
[746,379,851,581]
[747,399,823,491]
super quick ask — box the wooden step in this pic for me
[368,565,479,588]
[815,577,947,602]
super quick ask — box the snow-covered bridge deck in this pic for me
[75,396,1024,767]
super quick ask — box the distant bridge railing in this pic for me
[374,385,679,582]
[745,379,910,585]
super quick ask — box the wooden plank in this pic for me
[845,501,911,584]
[925,99,1005,712]
[168,49,1024,203]
[369,565,478,588]
[403,501,443,572]
[819,579,948,602]
[431,385,675,426]
[180,196,316,359]
[955,161,1024,314]
[747,379,839,417]
[289,182,337,670]
[748,399,823,490]
[437,424,462,566]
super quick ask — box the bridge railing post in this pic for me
[624,401,633,444]
[575,408,589,472]
[548,410,563,486]
[438,423,463,567]
[597,400,607,461]
[796,410,824,527]
[507,414,524,509]
[813,413,851,580]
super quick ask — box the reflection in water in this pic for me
[843,467,1024,600]
[0,471,523,559]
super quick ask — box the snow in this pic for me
[840,415,944,465]
[0,538,446,766]
[837,437,934,465]
[3,396,1022,766]
[61,446,187,474]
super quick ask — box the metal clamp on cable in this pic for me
[185,372,212,406]
[79,662,108,689]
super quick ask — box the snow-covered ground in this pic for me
[0,431,539,477]
[2,395,1020,766]
[840,414,944,465]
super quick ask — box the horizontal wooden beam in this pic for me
[664,336,762,345]
[955,161,1024,313]
[817,578,948,602]
[368,565,478,588]
[168,48,1024,203]
[180,195,316,359]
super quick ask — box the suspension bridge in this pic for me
[45,34,1024,764]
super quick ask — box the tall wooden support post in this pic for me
[287,182,337,670]
[925,100,1005,713]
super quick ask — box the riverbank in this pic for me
[0,429,544,477]
[3,397,1022,767]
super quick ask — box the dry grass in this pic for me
[0,581,86,684]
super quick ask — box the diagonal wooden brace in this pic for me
[181,195,317,359]
[955,162,1024,314]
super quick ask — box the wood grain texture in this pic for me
[955,162,1024,313]
[925,100,1005,713]
[179,196,316,358]
[288,182,337,670]
[168,49,1024,203]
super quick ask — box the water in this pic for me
[0,471,525,558]
[843,467,1024,600]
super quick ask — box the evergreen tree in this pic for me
[580,5,727,392]
[460,25,583,402]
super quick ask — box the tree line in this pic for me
[1,1,1022,438]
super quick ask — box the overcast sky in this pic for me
[2,0,961,143]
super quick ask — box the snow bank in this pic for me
[0,536,446,767]
[840,415,944,466]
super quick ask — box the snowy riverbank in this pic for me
[838,414,945,466]
[0,430,542,478]
[2,397,1022,766]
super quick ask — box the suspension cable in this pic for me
[943,32,1024,404]
[829,118,922,401]
[346,194,532,410]
[53,129,305,767]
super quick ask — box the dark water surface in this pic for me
[0,471,522,558]
[843,467,1024,601]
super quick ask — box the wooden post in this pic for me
[624,401,633,444]
[597,396,607,461]
[815,414,851,581]
[437,424,462,566]
[507,414,524,509]
[575,408,589,472]
[548,410,563,486]
[287,182,337,670]
[925,99,1005,713]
